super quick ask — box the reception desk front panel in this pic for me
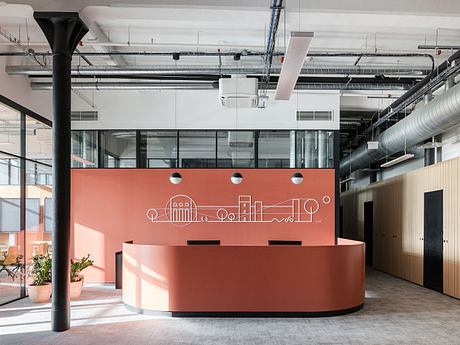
[122,239,365,315]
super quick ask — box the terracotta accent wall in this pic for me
[72,169,335,283]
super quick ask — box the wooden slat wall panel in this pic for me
[341,157,460,298]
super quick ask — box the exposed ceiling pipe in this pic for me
[0,49,435,68]
[6,65,429,76]
[31,81,409,91]
[340,80,460,176]
[263,0,284,85]
[358,49,460,137]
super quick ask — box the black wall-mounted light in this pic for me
[231,172,243,184]
[170,172,182,184]
[172,52,180,61]
[233,53,241,61]
[291,172,303,184]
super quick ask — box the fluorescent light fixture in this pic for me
[275,32,314,100]
[380,153,414,168]
[340,177,356,184]
[71,154,95,166]
[418,142,442,149]
[367,141,379,150]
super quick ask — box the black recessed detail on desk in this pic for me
[124,303,364,318]
[268,240,302,246]
[187,240,221,245]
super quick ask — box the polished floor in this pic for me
[1,269,460,345]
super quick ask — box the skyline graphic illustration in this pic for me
[146,194,332,225]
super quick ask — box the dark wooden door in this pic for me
[364,201,373,266]
[424,190,443,292]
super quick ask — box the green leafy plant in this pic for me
[30,253,52,286]
[70,254,94,282]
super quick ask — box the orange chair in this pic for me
[0,246,19,280]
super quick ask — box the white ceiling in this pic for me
[1,1,460,113]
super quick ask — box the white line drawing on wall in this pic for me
[146,194,332,225]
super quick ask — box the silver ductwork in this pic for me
[6,64,429,76]
[30,81,409,91]
[340,81,460,176]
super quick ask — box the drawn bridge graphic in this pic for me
[146,194,332,226]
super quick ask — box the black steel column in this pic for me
[34,12,88,332]
[19,112,26,298]
[333,130,340,244]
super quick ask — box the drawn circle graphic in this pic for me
[303,199,320,215]
[322,196,331,205]
[228,213,236,221]
[146,208,158,222]
[217,208,229,221]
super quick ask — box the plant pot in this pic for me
[70,278,84,299]
[28,283,51,303]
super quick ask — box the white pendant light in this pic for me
[169,172,182,184]
[291,172,303,184]
[231,172,243,184]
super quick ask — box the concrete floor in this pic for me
[1,269,460,345]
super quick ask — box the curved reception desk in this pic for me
[122,238,365,316]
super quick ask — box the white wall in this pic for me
[0,55,51,119]
[442,124,460,161]
[71,89,340,130]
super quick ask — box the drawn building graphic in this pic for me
[238,195,252,222]
[146,194,332,226]
[166,195,197,224]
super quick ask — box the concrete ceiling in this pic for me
[1,1,459,115]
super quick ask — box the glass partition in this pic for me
[70,129,337,169]
[0,98,51,306]
[71,130,98,168]
[140,131,177,168]
[296,130,334,168]
[258,130,291,168]
[217,131,255,168]
[179,131,216,168]
[26,161,52,261]
[0,104,23,305]
[100,131,136,168]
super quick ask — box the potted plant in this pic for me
[70,254,94,299]
[28,253,52,303]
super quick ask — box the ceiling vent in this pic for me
[296,110,333,121]
[71,111,98,121]
[219,75,259,108]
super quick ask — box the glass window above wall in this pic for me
[0,154,20,185]
[100,131,136,168]
[0,103,21,157]
[140,131,177,168]
[296,130,334,168]
[71,131,98,168]
[217,131,255,168]
[258,131,291,168]
[26,115,52,165]
[179,131,216,168]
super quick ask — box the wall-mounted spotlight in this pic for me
[233,53,241,61]
[291,172,303,184]
[170,172,182,184]
[172,52,180,61]
[231,172,243,184]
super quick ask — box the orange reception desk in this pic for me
[72,169,365,316]
[122,239,365,316]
